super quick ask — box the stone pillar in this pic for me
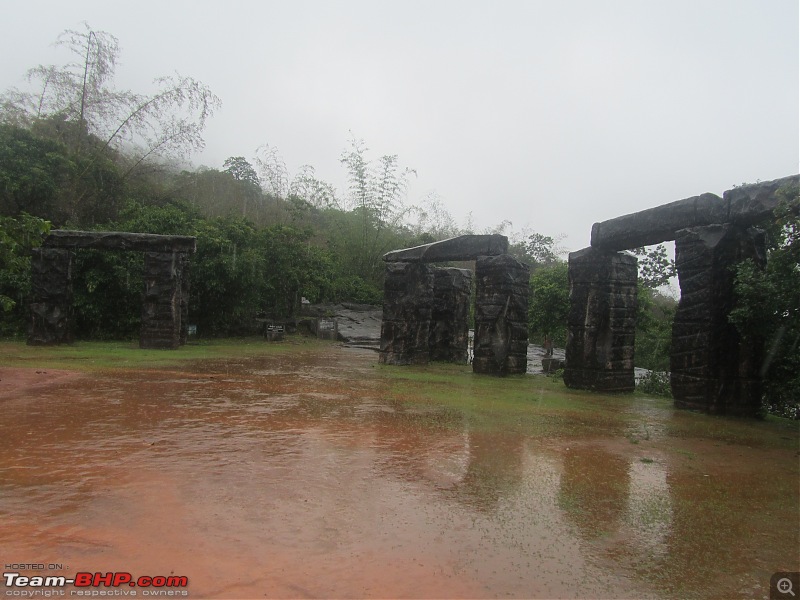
[140,251,181,349]
[429,267,472,363]
[671,225,765,416]
[379,262,434,365]
[178,253,190,346]
[28,247,73,345]
[564,248,638,392]
[473,254,530,375]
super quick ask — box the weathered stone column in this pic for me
[28,247,74,345]
[140,251,181,349]
[379,262,434,365]
[671,225,766,416]
[429,267,472,363]
[564,248,637,392]
[178,253,190,346]
[473,254,530,375]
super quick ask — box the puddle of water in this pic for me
[0,345,797,599]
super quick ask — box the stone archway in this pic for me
[566,174,796,416]
[28,230,196,349]
[379,234,530,375]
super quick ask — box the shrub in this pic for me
[637,371,672,397]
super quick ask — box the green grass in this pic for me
[375,361,644,437]
[0,336,333,371]
[375,361,800,450]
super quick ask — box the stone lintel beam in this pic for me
[591,193,726,251]
[383,234,508,263]
[590,174,797,251]
[724,175,799,226]
[44,230,197,254]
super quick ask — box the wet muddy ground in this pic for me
[1,341,798,599]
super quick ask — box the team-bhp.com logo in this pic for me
[4,572,189,597]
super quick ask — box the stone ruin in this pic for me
[28,230,196,350]
[379,234,530,375]
[566,174,797,417]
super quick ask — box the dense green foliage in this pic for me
[635,284,676,374]
[528,261,569,347]
[730,183,799,418]
[0,27,435,338]
[0,213,50,336]
[631,244,676,289]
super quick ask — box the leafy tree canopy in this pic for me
[1,23,220,179]
[729,183,799,416]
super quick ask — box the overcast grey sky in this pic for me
[1,0,797,252]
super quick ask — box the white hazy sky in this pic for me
[1,0,798,252]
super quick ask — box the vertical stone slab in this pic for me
[379,262,434,365]
[140,251,181,349]
[178,253,190,346]
[564,248,637,392]
[671,225,765,416]
[28,247,74,345]
[429,267,472,363]
[473,255,530,375]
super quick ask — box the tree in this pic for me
[411,192,460,241]
[0,213,50,335]
[729,183,800,417]
[0,124,74,221]
[506,230,566,272]
[289,165,338,209]
[223,156,263,219]
[339,135,416,284]
[1,23,220,181]
[254,144,290,200]
[635,284,677,372]
[630,244,676,289]
[528,261,569,347]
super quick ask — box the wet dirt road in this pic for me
[1,343,798,599]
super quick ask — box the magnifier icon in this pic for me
[778,578,796,597]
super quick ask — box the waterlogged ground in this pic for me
[0,339,797,599]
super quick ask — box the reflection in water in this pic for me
[556,444,679,583]
[558,444,631,539]
[0,345,797,599]
[625,459,673,560]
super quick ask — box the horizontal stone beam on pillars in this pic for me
[383,234,508,263]
[591,193,726,251]
[590,174,797,251]
[724,175,799,226]
[44,230,197,254]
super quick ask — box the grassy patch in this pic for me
[665,409,800,450]
[0,336,333,371]
[375,361,641,437]
[375,361,800,452]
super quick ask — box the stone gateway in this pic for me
[28,230,196,349]
[569,174,797,417]
[379,234,530,375]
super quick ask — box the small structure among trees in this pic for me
[29,230,196,349]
